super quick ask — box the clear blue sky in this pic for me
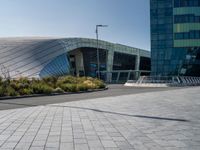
[0,0,150,50]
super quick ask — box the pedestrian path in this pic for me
[0,87,200,150]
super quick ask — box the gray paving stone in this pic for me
[89,148,105,150]
[88,140,103,148]
[101,140,117,148]
[60,142,74,150]
[104,148,120,150]
[14,142,32,150]
[99,135,113,140]
[47,135,60,142]
[108,132,122,137]
[73,133,85,139]
[74,143,89,150]
[32,140,46,147]
[86,135,99,140]
[74,138,87,144]
[111,136,126,142]
[29,146,44,150]
[115,141,134,149]
[45,142,59,148]
[0,87,199,150]
[1,142,18,149]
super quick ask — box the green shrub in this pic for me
[10,81,19,90]
[31,78,40,84]
[0,77,2,85]
[19,88,33,95]
[0,76,105,97]
[76,77,87,83]
[19,77,30,84]
[57,76,77,86]
[60,84,77,92]
[1,79,10,88]
[93,79,106,88]
[83,80,97,89]
[52,87,64,93]
[0,86,5,97]
[76,84,88,91]
[42,76,58,88]
[56,80,63,87]
[6,87,18,96]
[31,83,53,94]
[98,83,106,88]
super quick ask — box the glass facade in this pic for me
[112,52,136,81]
[81,47,107,78]
[151,0,200,76]
[174,0,200,7]
[140,57,151,71]
[39,54,71,78]
[113,52,136,70]
[174,14,200,23]
[175,30,200,39]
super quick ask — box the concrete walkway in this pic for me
[0,84,180,110]
[0,87,199,150]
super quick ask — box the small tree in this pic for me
[0,64,11,88]
[0,64,10,80]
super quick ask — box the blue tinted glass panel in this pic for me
[39,53,71,78]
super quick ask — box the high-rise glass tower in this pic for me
[150,0,200,76]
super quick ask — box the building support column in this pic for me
[106,50,114,82]
[135,52,140,80]
[127,71,131,81]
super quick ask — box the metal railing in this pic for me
[133,76,200,86]
[98,70,150,83]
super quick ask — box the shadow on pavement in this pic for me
[0,101,189,122]
[51,105,189,122]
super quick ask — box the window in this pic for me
[113,52,136,70]
[190,31,195,39]
[81,47,107,77]
[174,0,200,7]
[174,30,200,39]
[174,14,200,24]
[175,33,184,39]
[184,32,189,39]
[195,31,200,39]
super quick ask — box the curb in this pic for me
[0,87,108,100]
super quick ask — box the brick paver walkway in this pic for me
[0,87,200,150]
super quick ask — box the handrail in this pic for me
[133,76,200,86]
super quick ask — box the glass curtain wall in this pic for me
[150,0,174,76]
[81,47,107,78]
[112,52,136,81]
[150,0,200,76]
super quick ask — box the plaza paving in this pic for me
[0,85,179,110]
[0,87,199,150]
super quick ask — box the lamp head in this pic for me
[96,25,108,27]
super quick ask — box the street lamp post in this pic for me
[96,24,108,78]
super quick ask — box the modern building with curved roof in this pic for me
[0,37,150,82]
